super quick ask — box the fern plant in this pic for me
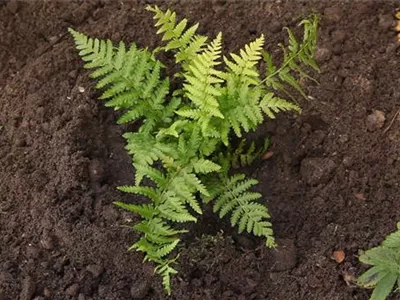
[358,222,400,300]
[69,5,319,294]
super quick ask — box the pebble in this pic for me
[332,43,342,55]
[355,193,366,201]
[378,14,396,30]
[366,110,385,132]
[6,0,20,14]
[331,249,345,263]
[43,287,52,298]
[300,157,336,186]
[78,294,86,300]
[86,264,104,278]
[78,86,85,93]
[270,239,297,271]
[331,30,346,44]
[315,47,331,63]
[40,236,55,250]
[15,136,27,147]
[68,70,78,79]
[65,283,80,296]
[338,134,348,144]
[20,276,36,300]
[270,20,282,34]
[323,6,342,24]
[342,156,353,167]
[130,279,151,299]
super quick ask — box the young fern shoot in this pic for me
[69,5,319,294]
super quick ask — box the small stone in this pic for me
[331,249,345,263]
[20,276,36,300]
[366,110,385,132]
[270,20,282,34]
[342,156,353,167]
[332,43,342,55]
[68,70,78,79]
[378,14,396,30]
[20,120,30,128]
[315,47,331,63]
[338,134,348,144]
[78,293,86,300]
[262,151,274,160]
[355,193,366,201]
[324,6,342,24]
[43,287,52,298]
[300,157,336,186]
[65,283,79,296]
[331,30,346,44]
[86,264,104,278]
[6,0,20,14]
[40,236,55,250]
[78,86,85,93]
[130,279,150,299]
[270,239,297,271]
[15,136,27,147]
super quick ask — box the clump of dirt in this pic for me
[1,1,400,299]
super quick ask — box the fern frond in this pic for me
[69,29,173,129]
[212,173,276,247]
[113,202,155,220]
[159,193,197,223]
[155,261,178,296]
[192,158,221,174]
[117,186,161,203]
[123,132,176,169]
[261,14,319,98]
[220,81,264,137]
[260,92,300,119]
[134,163,167,187]
[223,35,265,85]
[147,5,207,70]
[181,33,224,125]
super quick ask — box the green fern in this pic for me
[214,173,275,247]
[69,5,318,294]
[261,14,319,99]
[358,222,400,300]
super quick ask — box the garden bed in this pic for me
[1,1,400,299]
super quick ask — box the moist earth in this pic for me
[1,1,400,299]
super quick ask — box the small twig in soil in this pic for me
[382,108,400,135]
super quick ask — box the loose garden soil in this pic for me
[1,1,400,299]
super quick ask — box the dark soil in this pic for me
[1,1,400,299]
